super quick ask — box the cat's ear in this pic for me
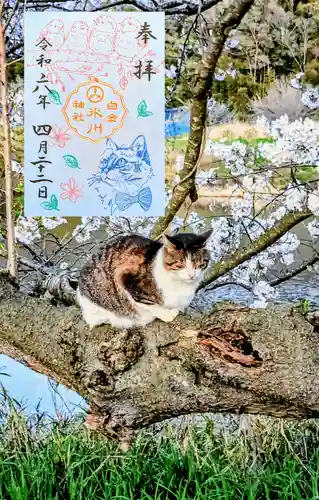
[131,135,145,153]
[104,138,118,153]
[198,229,213,246]
[131,135,151,166]
[162,233,177,250]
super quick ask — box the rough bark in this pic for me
[0,273,318,448]
[0,22,16,277]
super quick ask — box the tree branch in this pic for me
[0,272,318,447]
[151,0,255,238]
[0,22,17,277]
[70,0,221,14]
[199,210,311,290]
[4,0,19,33]
[271,254,319,287]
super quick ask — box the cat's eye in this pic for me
[199,260,208,268]
[167,262,184,269]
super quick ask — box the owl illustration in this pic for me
[38,19,65,51]
[114,17,145,63]
[89,15,117,59]
[63,21,90,61]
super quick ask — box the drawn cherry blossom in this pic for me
[60,177,84,203]
[50,126,72,148]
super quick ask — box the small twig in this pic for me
[6,57,23,67]
[271,255,319,287]
[203,280,253,293]
[4,0,19,33]
[18,256,53,275]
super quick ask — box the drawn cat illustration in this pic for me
[88,135,154,214]
[77,231,213,330]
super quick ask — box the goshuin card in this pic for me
[24,12,165,216]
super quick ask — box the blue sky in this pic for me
[0,355,85,417]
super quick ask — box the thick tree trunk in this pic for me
[0,23,16,277]
[0,273,318,447]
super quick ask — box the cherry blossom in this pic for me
[60,177,84,203]
[50,127,72,148]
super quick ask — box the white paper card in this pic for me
[24,12,165,216]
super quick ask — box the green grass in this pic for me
[218,136,275,147]
[166,134,189,154]
[0,404,318,500]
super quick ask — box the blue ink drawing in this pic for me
[88,135,154,214]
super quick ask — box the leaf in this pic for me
[48,89,62,105]
[40,201,54,210]
[40,194,59,211]
[50,194,59,211]
[137,100,153,118]
[63,154,80,169]
[137,100,147,115]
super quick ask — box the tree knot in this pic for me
[198,326,263,367]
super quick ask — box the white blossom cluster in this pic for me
[71,217,104,243]
[165,65,177,79]
[15,217,41,245]
[260,115,319,166]
[193,115,319,306]
[206,217,242,262]
[289,72,319,110]
[225,39,239,50]
[7,77,24,127]
[290,72,304,90]
[301,88,319,109]
[209,140,255,176]
[15,217,68,244]
[214,66,237,81]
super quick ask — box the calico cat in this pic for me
[76,230,212,329]
[88,135,154,214]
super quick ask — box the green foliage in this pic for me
[0,127,24,222]
[164,0,319,117]
[295,298,311,314]
[0,409,318,500]
[165,18,200,107]
[6,61,24,83]
[305,59,319,85]
[13,181,24,218]
[0,127,24,173]
[212,58,274,119]
[296,0,319,19]
[0,227,4,251]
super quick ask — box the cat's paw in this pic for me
[159,308,179,323]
